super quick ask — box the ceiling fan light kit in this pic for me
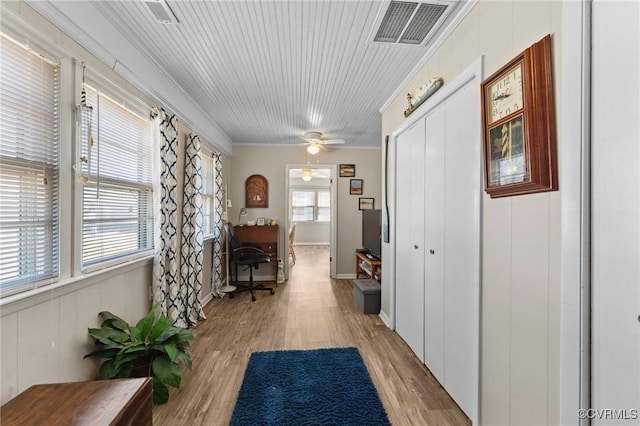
[302,131,346,155]
[306,144,320,155]
[301,169,313,181]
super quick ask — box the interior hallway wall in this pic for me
[380,1,562,424]
[228,145,381,277]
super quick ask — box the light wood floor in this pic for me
[153,245,470,425]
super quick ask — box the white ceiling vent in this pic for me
[371,1,456,45]
[145,0,180,24]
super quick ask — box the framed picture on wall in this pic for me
[359,197,374,210]
[339,164,356,177]
[350,179,363,195]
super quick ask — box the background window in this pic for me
[201,152,215,237]
[292,191,315,222]
[0,34,60,296]
[316,190,330,222]
[291,190,330,222]
[82,87,154,267]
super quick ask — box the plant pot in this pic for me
[131,361,151,378]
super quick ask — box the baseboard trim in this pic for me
[201,292,213,307]
[379,311,393,330]
[336,273,357,280]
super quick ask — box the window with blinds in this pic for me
[201,152,215,237]
[317,190,330,222]
[82,86,154,267]
[292,190,330,222]
[0,34,60,296]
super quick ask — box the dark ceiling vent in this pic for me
[372,1,454,45]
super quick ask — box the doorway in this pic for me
[284,164,337,280]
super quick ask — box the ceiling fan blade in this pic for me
[321,141,344,145]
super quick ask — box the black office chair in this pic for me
[226,222,274,302]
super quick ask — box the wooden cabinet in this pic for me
[355,250,381,280]
[0,378,152,425]
[234,224,279,259]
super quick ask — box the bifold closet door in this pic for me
[442,82,481,419]
[423,106,446,384]
[395,119,426,362]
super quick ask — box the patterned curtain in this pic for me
[180,133,206,325]
[152,109,181,323]
[211,152,225,297]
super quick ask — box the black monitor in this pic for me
[362,209,382,259]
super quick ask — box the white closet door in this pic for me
[424,106,446,383]
[395,119,426,362]
[442,83,481,421]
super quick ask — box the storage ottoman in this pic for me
[353,279,381,314]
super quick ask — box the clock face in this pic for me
[487,62,524,124]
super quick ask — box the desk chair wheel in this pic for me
[270,289,274,295]
[251,295,256,302]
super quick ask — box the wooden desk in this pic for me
[356,250,381,280]
[234,224,279,259]
[0,378,152,426]
[231,224,279,284]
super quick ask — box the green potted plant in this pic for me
[84,303,195,404]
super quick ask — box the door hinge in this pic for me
[330,257,332,262]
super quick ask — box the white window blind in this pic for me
[317,190,330,222]
[82,86,154,267]
[292,191,315,222]
[291,189,330,222]
[0,34,60,296]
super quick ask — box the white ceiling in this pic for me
[26,0,475,154]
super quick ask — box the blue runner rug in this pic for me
[230,347,391,426]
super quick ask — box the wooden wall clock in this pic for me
[481,34,558,198]
[245,174,268,208]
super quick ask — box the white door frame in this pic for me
[284,164,337,279]
[560,1,591,423]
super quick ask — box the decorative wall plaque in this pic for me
[245,174,268,208]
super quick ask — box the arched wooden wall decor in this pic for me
[245,174,268,208]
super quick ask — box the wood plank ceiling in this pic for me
[28,1,466,149]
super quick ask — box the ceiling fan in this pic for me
[301,131,345,155]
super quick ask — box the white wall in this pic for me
[229,145,381,277]
[294,222,330,245]
[1,261,152,404]
[381,1,562,423]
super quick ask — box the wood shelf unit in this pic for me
[356,250,381,280]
